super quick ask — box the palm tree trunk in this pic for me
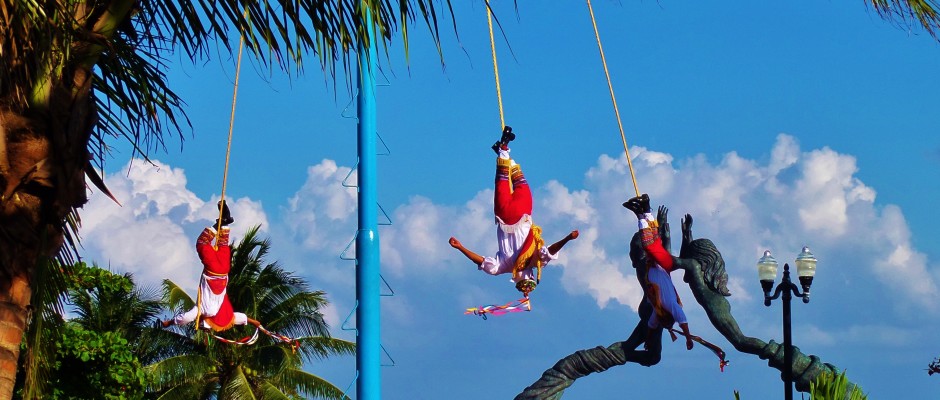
[0,2,137,397]
[0,108,73,400]
[0,274,30,400]
[0,63,96,400]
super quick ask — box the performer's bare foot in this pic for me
[568,230,579,240]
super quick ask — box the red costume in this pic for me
[172,226,247,331]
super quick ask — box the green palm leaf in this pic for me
[869,0,940,37]
[146,353,218,390]
[163,279,196,312]
[257,382,292,400]
[293,337,356,361]
[269,368,349,400]
[220,366,258,400]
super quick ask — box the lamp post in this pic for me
[758,247,818,400]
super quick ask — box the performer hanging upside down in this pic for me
[449,126,579,297]
[623,194,693,350]
[157,201,261,331]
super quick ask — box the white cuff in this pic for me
[638,213,655,229]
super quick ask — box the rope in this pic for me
[202,10,248,324]
[586,0,640,197]
[486,1,515,192]
[215,12,248,245]
[485,0,505,130]
[208,324,301,352]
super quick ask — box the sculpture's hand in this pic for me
[681,214,693,244]
[658,205,671,254]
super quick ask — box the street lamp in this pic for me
[757,247,818,400]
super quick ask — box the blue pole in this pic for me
[356,0,382,400]
[356,5,381,400]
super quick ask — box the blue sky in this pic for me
[80,2,940,399]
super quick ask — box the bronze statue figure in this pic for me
[514,205,855,400]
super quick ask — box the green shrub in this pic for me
[810,371,867,400]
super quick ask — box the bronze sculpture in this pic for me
[514,207,856,399]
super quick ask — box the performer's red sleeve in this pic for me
[644,237,675,271]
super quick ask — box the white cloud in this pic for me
[283,160,359,252]
[81,159,268,291]
[83,135,940,326]
[577,133,938,315]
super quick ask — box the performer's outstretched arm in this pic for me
[449,237,484,266]
[547,230,579,255]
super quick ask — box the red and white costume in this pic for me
[637,213,687,329]
[172,226,248,331]
[478,147,556,285]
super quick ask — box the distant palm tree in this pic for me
[0,2,448,397]
[66,263,166,365]
[148,226,354,399]
[16,262,162,398]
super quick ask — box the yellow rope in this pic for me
[214,19,247,247]
[486,0,514,193]
[202,11,248,327]
[485,0,505,130]
[586,0,640,197]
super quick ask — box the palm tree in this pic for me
[15,262,164,399]
[148,226,354,399]
[66,262,167,366]
[0,1,449,398]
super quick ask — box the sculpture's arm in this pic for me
[514,302,663,400]
[677,259,849,393]
[657,205,671,254]
[679,214,693,259]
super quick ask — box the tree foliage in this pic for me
[810,371,868,400]
[48,326,146,400]
[15,262,160,399]
[148,226,354,399]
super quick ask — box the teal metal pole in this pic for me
[356,5,381,399]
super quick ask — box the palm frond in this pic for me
[18,257,70,398]
[219,365,258,400]
[154,380,216,400]
[269,368,349,400]
[146,353,217,391]
[163,279,196,312]
[869,0,940,37]
[92,27,189,165]
[249,344,295,376]
[0,1,75,107]
[293,336,356,363]
[262,300,330,339]
[257,381,292,400]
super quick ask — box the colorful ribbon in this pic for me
[465,297,532,320]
